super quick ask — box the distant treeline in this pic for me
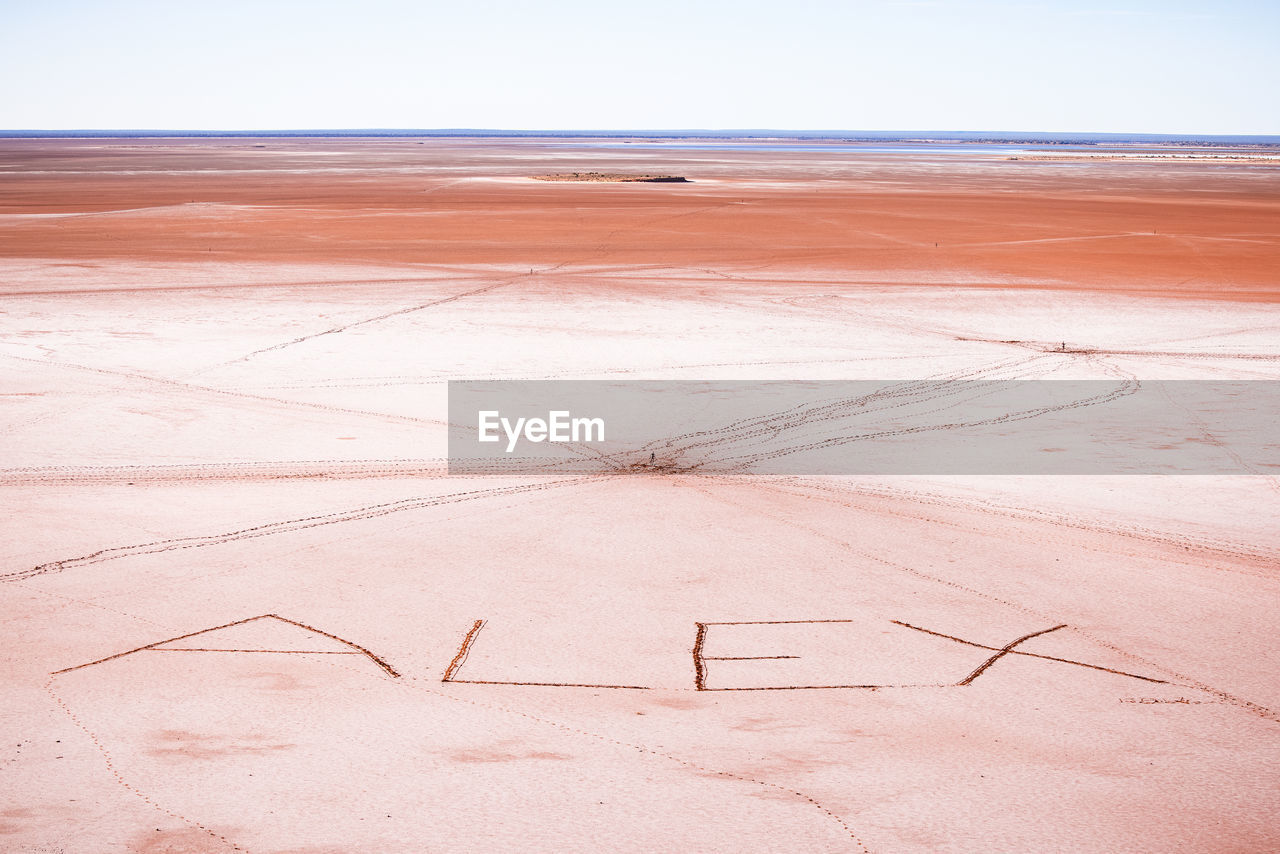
[2,129,1277,146]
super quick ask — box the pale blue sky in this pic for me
[2,0,1276,132]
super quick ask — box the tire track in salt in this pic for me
[3,478,587,582]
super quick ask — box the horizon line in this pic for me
[2,128,1279,143]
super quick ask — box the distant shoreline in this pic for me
[2,129,1278,146]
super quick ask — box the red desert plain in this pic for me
[1,136,1279,853]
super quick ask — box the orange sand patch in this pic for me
[1,138,1277,302]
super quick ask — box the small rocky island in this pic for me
[532,172,690,183]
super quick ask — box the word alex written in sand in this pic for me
[478,410,605,453]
